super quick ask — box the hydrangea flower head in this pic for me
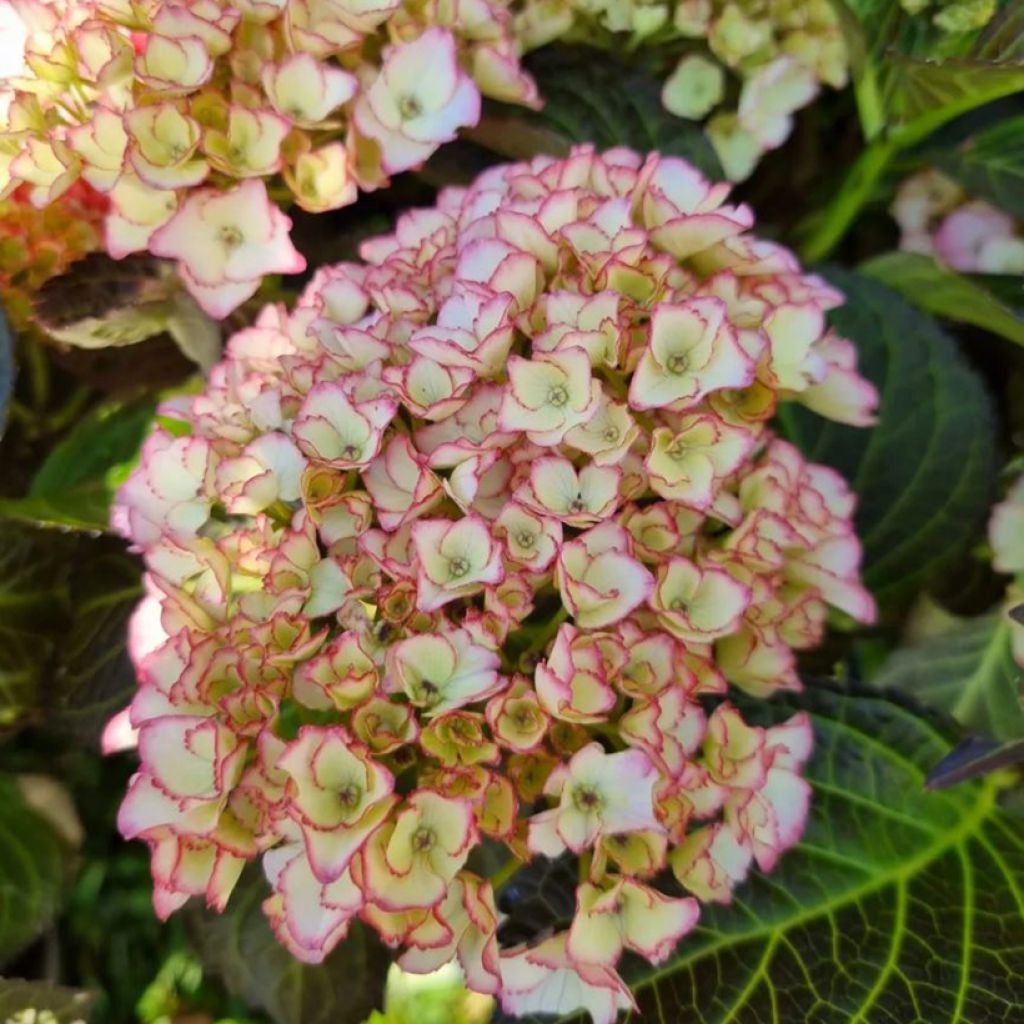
[112,146,877,1024]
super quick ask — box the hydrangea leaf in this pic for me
[0,303,12,440]
[888,55,1024,128]
[0,979,93,1023]
[776,268,997,608]
[0,396,155,532]
[190,870,391,1024]
[872,609,1024,740]
[543,685,1024,1023]
[47,547,142,743]
[0,775,70,965]
[860,251,1024,348]
[0,523,71,727]
[935,113,1024,219]
[474,47,722,178]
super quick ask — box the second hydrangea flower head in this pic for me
[113,146,877,1024]
[0,0,538,316]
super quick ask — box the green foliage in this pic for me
[888,55,1024,128]
[0,979,92,1023]
[936,112,1024,218]
[777,269,998,608]
[0,775,70,965]
[0,397,155,532]
[872,609,1024,739]
[191,872,391,1024]
[551,684,1024,1023]
[860,250,1024,346]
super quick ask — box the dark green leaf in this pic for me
[936,112,1024,219]
[475,46,722,178]
[0,775,70,965]
[48,547,142,743]
[777,268,998,608]
[0,303,12,439]
[860,250,1024,346]
[872,609,1024,740]
[0,979,93,1022]
[0,396,155,532]
[191,871,391,1024]
[0,523,71,727]
[554,685,1024,1022]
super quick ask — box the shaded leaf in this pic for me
[48,547,142,743]
[777,268,998,608]
[550,685,1024,1022]
[191,871,391,1024]
[495,854,578,948]
[0,775,70,965]
[936,112,1024,219]
[0,396,154,532]
[0,303,12,439]
[476,46,721,177]
[872,609,1024,740]
[860,250,1024,347]
[0,523,71,727]
[0,979,93,1023]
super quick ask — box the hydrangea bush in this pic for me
[111,146,877,1023]
[0,0,537,318]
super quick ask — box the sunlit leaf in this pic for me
[861,251,1024,347]
[889,55,1024,128]
[0,396,154,532]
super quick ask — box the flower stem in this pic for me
[798,135,896,264]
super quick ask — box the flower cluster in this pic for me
[893,170,1024,276]
[113,147,876,1024]
[0,180,106,331]
[515,0,848,181]
[0,0,537,319]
